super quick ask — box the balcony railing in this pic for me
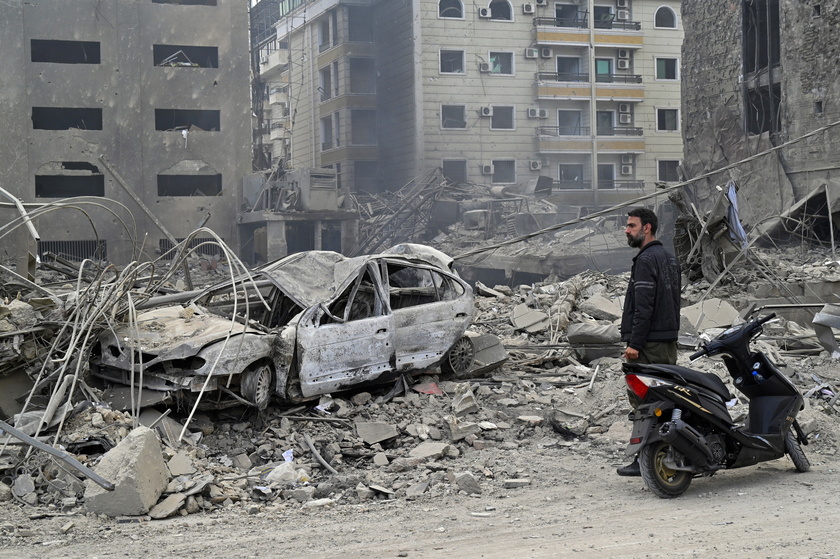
[551,180,645,191]
[596,127,643,136]
[596,73,642,84]
[538,72,590,83]
[538,126,643,137]
[533,16,641,31]
[555,180,592,190]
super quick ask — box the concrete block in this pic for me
[408,441,450,460]
[355,421,398,445]
[454,472,482,495]
[149,493,186,519]
[84,426,169,517]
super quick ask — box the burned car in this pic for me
[91,245,476,410]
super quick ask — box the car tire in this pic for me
[241,362,275,410]
[442,336,475,376]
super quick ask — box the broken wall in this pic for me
[0,0,251,264]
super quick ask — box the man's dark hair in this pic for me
[628,207,658,235]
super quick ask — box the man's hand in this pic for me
[623,347,639,361]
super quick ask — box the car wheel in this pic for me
[442,336,475,376]
[241,362,274,410]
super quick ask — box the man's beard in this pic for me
[626,231,645,248]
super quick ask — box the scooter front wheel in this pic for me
[640,440,693,498]
[785,428,811,472]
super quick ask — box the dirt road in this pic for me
[2,448,836,559]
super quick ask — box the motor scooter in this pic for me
[622,312,810,498]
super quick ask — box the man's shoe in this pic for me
[616,459,641,477]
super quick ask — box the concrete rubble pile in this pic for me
[3,248,840,531]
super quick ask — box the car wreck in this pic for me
[91,244,484,410]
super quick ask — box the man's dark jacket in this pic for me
[620,240,681,350]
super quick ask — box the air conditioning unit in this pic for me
[523,2,535,14]
[617,59,630,70]
[617,0,628,8]
[540,47,552,59]
[260,56,268,65]
[535,0,547,5]
[478,7,491,18]
[617,9,629,20]
[618,49,630,59]
[621,164,633,175]
[621,154,633,164]
[619,103,631,113]
[530,160,542,171]
[481,164,495,175]
[619,113,632,124]
[480,106,494,117]
[528,108,547,118]
[479,62,492,72]
[525,47,539,59]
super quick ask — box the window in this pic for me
[743,0,779,73]
[439,0,463,18]
[656,108,679,131]
[491,106,514,129]
[36,162,104,197]
[440,50,465,74]
[596,111,614,135]
[746,84,781,134]
[152,0,216,4]
[556,57,581,81]
[321,115,334,150]
[595,59,613,82]
[489,0,512,20]
[319,67,332,101]
[32,107,102,130]
[155,109,219,131]
[654,6,677,28]
[489,52,513,74]
[153,45,218,67]
[318,19,331,51]
[349,58,376,93]
[556,4,584,27]
[557,111,582,135]
[441,105,467,129]
[597,164,615,189]
[157,174,222,196]
[442,160,468,183]
[558,164,585,189]
[594,6,614,28]
[491,160,516,183]
[31,40,100,64]
[351,110,377,145]
[658,160,680,182]
[348,6,374,42]
[387,263,462,309]
[656,58,678,80]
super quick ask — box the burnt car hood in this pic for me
[104,305,259,362]
[259,250,348,307]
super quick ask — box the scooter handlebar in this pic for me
[688,312,777,361]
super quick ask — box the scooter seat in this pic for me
[625,363,732,401]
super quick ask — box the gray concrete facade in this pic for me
[0,0,251,265]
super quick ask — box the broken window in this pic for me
[349,58,376,93]
[439,0,463,18]
[491,159,516,184]
[558,163,585,189]
[31,40,100,64]
[321,115,334,150]
[351,110,377,145]
[36,162,105,197]
[323,265,383,324]
[157,174,222,196]
[155,109,220,131]
[32,107,102,130]
[442,160,467,183]
[597,164,615,189]
[153,45,218,67]
[556,4,584,27]
[38,240,106,262]
[656,58,678,80]
[489,52,513,75]
[656,108,679,131]
[440,50,465,74]
[658,160,680,182]
[596,111,614,135]
[152,0,217,5]
[441,105,466,129]
[318,18,331,51]
[654,6,677,28]
[594,6,615,28]
[386,262,463,310]
[348,6,374,43]
[743,0,779,73]
[490,106,514,130]
[746,84,781,135]
[489,0,512,20]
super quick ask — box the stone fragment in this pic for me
[373,452,389,466]
[167,451,196,476]
[355,421,398,445]
[454,472,482,495]
[231,453,253,471]
[503,478,531,488]
[408,441,450,460]
[356,482,375,500]
[351,392,372,406]
[577,293,622,321]
[84,426,169,517]
[517,415,544,426]
[451,384,479,417]
[404,481,429,498]
[149,493,186,519]
[447,416,481,441]
[0,483,11,502]
[511,304,549,333]
[302,498,335,508]
[283,486,315,503]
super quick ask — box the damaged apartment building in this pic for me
[0,0,251,267]
[251,0,685,224]
[681,0,840,238]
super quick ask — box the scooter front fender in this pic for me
[625,400,670,456]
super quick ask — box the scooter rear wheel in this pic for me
[640,440,693,498]
[785,428,811,472]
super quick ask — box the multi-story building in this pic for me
[0,0,251,266]
[254,0,683,218]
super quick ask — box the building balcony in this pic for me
[268,86,288,106]
[534,16,643,49]
[269,120,290,141]
[536,127,645,154]
[536,73,645,101]
[552,180,644,191]
[259,49,289,80]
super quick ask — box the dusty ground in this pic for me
[0,445,837,559]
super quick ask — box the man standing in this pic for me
[616,207,681,476]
